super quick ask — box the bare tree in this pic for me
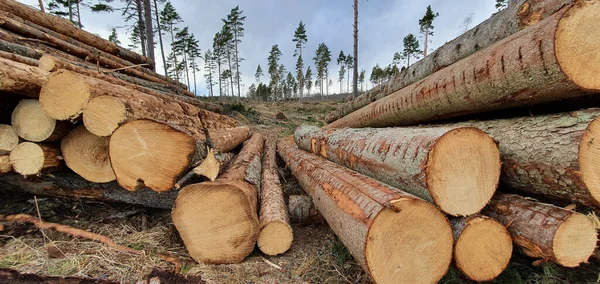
[352,0,358,99]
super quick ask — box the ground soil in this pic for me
[1,99,599,283]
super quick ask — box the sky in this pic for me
[20,0,498,97]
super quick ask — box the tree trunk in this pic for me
[0,12,183,89]
[11,99,70,142]
[206,126,249,153]
[67,0,72,23]
[0,154,11,174]
[449,214,512,282]
[423,27,429,57]
[327,2,600,129]
[182,48,190,88]
[135,0,146,57]
[277,138,453,284]
[0,124,18,154]
[172,133,264,264]
[325,0,577,123]
[258,139,292,256]
[143,0,154,67]
[227,51,234,98]
[287,194,325,225]
[153,0,167,76]
[295,125,500,216]
[39,70,236,129]
[217,60,222,97]
[39,55,199,100]
[0,0,154,67]
[37,0,44,13]
[234,32,241,98]
[0,172,178,209]
[192,58,197,95]
[76,0,81,29]
[61,125,115,183]
[169,24,179,82]
[0,37,42,61]
[9,142,62,176]
[0,49,38,66]
[0,57,48,98]
[483,193,597,267]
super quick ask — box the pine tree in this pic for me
[314,43,331,96]
[305,66,313,96]
[219,24,235,99]
[278,64,286,99]
[359,69,365,92]
[286,72,295,99]
[255,64,263,83]
[213,32,226,96]
[186,33,201,95]
[174,27,191,86]
[345,55,353,93]
[496,0,507,10]
[393,51,402,69]
[108,27,121,45]
[223,6,246,98]
[153,0,169,76]
[267,45,282,99]
[293,21,308,97]
[160,1,182,81]
[48,0,83,27]
[403,34,421,66]
[129,24,143,52]
[419,5,439,57]
[337,50,346,93]
[203,49,217,97]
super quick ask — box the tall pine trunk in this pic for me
[153,0,167,75]
[217,58,222,97]
[169,24,179,82]
[352,0,358,99]
[143,0,155,68]
[424,27,429,57]
[38,0,45,12]
[68,0,73,23]
[192,58,197,95]
[227,49,234,98]
[234,31,241,98]
[183,49,190,88]
[135,0,146,57]
[76,0,81,28]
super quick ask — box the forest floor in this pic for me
[1,99,600,283]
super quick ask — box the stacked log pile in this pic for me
[279,0,600,282]
[0,0,245,209]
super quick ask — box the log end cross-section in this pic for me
[0,124,19,154]
[39,70,90,121]
[109,119,196,192]
[83,96,127,137]
[579,116,600,206]
[61,125,115,183]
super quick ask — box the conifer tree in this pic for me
[419,5,439,57]
[293,21,308,97]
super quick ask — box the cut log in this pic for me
[0,56,48,98]
[0,155,11,174]
[288,195,325,224]
[295,125,500,216]
[0,124,18,154]
[61,125,115,183]
[450,214,513,282]
[0,0,153,67]
[40,70,236,130]
[325,0,575,123]
[0,172,177,209]
[0,36,42,60]
[82,96,127,137]
[174,151,236,188]
[0,49,37,66]
[258,139,292,256]
[11,99,70,142]
[9,142,61,176]
[172,133,264,264]
[206,127,250,152]
[277,138,453,284]
[450,108,600,208]
[327,1,600,129]
[483,193,597,267]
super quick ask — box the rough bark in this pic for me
[295,125,500,216]
[450,108,600,208]
[0,124,18,154]
[0,0,153,67]
[0,172,177,209]
[483,193,597,267]
[449,214,513,282]
[11,99,70,142]
[277,138,453,284]
[0,154,11,174]
[0,37,43,60]
[0,56,48,98]
[326,0,575,123]
[172,133,264,264]
[287,194,325,225]
[258,138,292,256]
[0,49,37,66]
[9,142,62,176]
[61,125,115,183]
[206,126,250,152]
[0,13,185,90]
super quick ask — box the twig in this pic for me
[0,213,181,273]
[102,63,150,74]
[261,256,284,271]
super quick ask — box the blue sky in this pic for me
[19,0,498,96]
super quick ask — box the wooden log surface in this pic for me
[0,56,48,98]
[0,124,18,154]
[325,0,575,123]
[450,214,513,282]
[327,1,600,129]
[258,138,292,256]
[287,194,325,225]
[295,125,500,216]
[61,125,115,183]
[0,0,154,68]
[0,154,12,174]
[9,142,61,176]
[483,193,597,267]
[0,49,37,66]
[172,133,264,264]
[277,138,453,284]
[11,99,70,142]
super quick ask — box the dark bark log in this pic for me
[277,138,453,284]
[0,49,37,66]
[326,0,579,124]
[287,194,325,225]
[0,56,48,98]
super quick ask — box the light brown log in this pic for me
[450,108,600,208]
[258,139,292,256]
[0,49,37,66]
[40,70,237,132]
[325,0,575,123]
[11,99,70,142]
[174,151,236,188]
[9,142,61,176]
[0,155,11,174]
[206,127,250,152]
[38,55,197,99]
[450,214,513,282]
[0,56,48,98]
[0,0,153,68]
[483,193,597,267]
[295,125,500,216]
[327,2,600,129]
[61,125,115,183]
[0,172,177,209]
[0,124,18,154]
[172,133,264,264]
[287,194,325,224]
[277,138,453,284]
